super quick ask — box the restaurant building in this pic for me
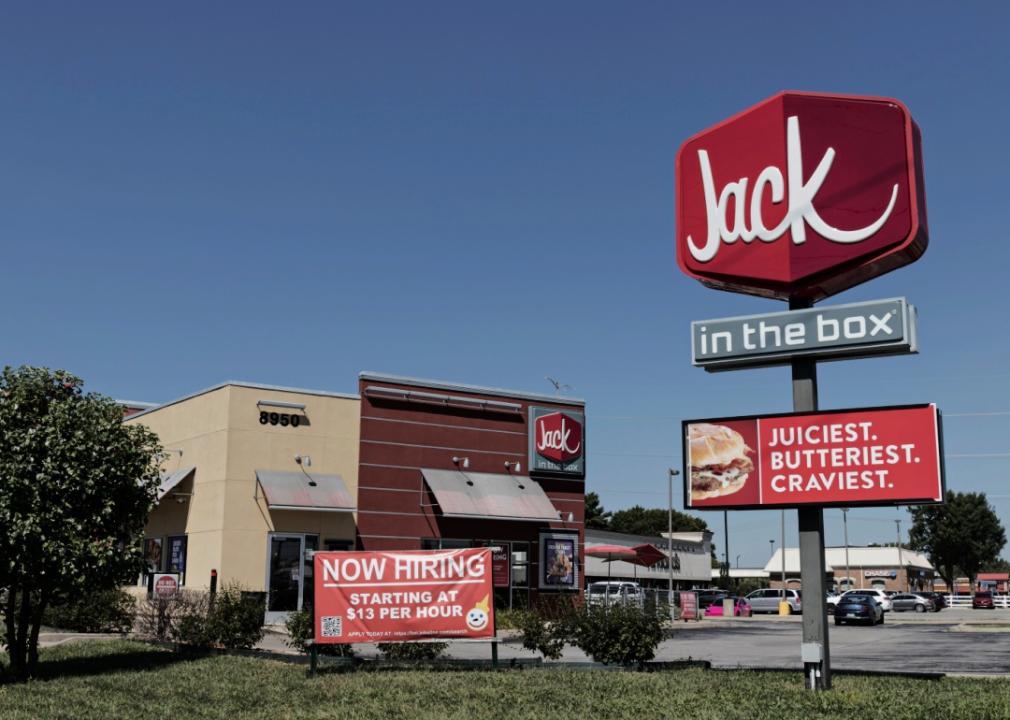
[765,546,935,592]
[126,372,586,618]
[356,372,585,610]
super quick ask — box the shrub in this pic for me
[205,586,264,650]
[376,641,448,660]
[135,589,209,642]
[284,608,354,657]
[136,584,264,650]
[569,603,664,667]
[515,609,569,661]
[493,608,525,631]
[42,588,135,633]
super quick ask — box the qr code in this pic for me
[320,616,343,638]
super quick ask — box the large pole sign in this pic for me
[684,405,944,510]
[675,90,932,691]
[313,548,494,644]
[676,92,927,302]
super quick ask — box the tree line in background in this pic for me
[584,492,709,536]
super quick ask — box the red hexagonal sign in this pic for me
[535,411,583,464]
[676,91,928,301]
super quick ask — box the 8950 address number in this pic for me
[259,411,301,427]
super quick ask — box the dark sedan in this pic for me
[833,594,884,626]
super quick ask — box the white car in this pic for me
[840,588,893,612]
[586,581,645,608]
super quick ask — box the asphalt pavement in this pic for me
[40,607,1010,676]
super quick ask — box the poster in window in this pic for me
[144,538,163,573]
[167,536,187,574]
[539,532,578,590]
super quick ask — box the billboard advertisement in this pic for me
[683,404,943,510]
[313,548,494,644]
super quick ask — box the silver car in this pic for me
[744,588,802,614]
[586,581,645,608]
[890,593,934,613]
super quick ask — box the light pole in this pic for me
[769,539,775,584]
[781,509,786,602]
[842,509,850,592]
[668,468,680,618]
[736,554,741,569]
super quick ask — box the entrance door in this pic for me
[265,533,317,624]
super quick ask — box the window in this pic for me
[166,536,187,583]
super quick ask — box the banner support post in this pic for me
[791,297,831,691]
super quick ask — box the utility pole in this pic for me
[668,468,679,619]
[842,509,850,592]
[896,519,906,591]
[792,297,830,691]
[723,510,730,590]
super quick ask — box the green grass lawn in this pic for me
[2,640,1010,720]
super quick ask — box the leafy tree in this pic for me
[908,491,1007,592]
[608,505,708,537]
[584,492,611,530]
[980,557,1010,574]
[0,367,161,680]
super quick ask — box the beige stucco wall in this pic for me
[126,383,360,592]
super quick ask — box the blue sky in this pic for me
[3,3,1009,565]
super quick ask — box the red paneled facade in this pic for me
[356,373,586,608]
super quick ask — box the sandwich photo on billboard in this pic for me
[689,423,754,502]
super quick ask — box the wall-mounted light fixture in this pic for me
[258,399,307,411]
[557,510,575,523]
[504,461,522,473]
[452,456,470,469]
[295,454,312,467]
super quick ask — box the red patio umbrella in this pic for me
[584,545,638,584]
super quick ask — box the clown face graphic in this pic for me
[466,595,490,631]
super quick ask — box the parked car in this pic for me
[825,591,840,615]
[587,581,645,608]
[973,591,995,609]
[920,591,946,611]
[890,593,935,613]
[696,589,730,610]
[704,596,752,617]
[834,594,884,626]
[744,588,802,614]
[840,589,892,612]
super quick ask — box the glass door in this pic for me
[265,533,318,624]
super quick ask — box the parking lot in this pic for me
[660,611,1010,675]
[409,608,1010,675]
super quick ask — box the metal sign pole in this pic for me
[791,298,831,691]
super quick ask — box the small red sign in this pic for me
[680,591,698,621]
[491,545,511,589]
[314,548,494,644]
[676,91,928,301]
[535,412,584,463]
[153,574,179,598]
[684,404,943,509]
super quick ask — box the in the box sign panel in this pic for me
[529,406,585,476]
[692,298,917,370]
[676,92,928,301]
[683,404,943,510]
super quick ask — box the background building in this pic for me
[356,372,585,609]
[764,546,935,592]
[584,529,713,589]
